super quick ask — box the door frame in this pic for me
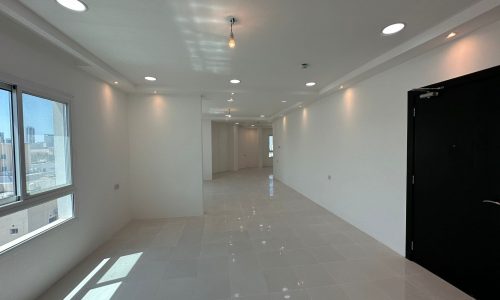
[406,65,500,260]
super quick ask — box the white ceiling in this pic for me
[13,0,483,119]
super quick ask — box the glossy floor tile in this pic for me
[39,168,472,300]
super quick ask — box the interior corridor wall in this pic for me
[202,120,213,180]
[128,95,203,219]
[211,122,234,174]
[0,16,131,300]
[238,128,259,169]
[273,19,500,256]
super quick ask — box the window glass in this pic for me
[23,94,71,195]
[0,88,15,204]
[0,85,75,253]
[268,136,274,158]
[0,194,73,253]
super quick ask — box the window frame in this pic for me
[0,81,75,224]
[0,82,20,207]
[21,90,73,198]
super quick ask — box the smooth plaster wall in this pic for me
[202,120,212,180]
[0,17,130,300]
[211,122,234,174]
[211,124,273,173]
[128,94,203,219]
[273,19,500,256]
[238,128,259,169]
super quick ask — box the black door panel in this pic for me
[408,66,500,299]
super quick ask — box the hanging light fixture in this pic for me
[228,17,237,49]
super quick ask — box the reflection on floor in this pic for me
[40,168,472,300]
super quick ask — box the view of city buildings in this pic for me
[0,127,60,245]
[0,131,14,201]
[0,128,58,198]
[0,92,72,246]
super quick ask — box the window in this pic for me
[0,195,73,252]
[0,87,15,205]
[23,94,71,195]
[268,135,274,158]
[0,82,74,254]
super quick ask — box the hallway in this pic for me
[40,169,471,300]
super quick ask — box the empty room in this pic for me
[0,0,499,299]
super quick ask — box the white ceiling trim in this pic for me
[2,0,499,116]
[320,0,500,96]
[271,0,500,120]
[0,0,135,91]
[204,115,271,122]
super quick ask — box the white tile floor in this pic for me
[39,168,472,300]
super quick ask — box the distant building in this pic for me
[25,126,35,144]
[0,200,58,245]
[44,134,54,147]
[0,132,4,143]
[0,142,14,199]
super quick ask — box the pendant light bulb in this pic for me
[228,33,236,49]
[228,17,236,49]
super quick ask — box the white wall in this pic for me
[211,124,272,172]
[211,122,234,174]
[128,94,203,219]
[238,128,259,169]
[202,120,212,180]
[273,19,500,256]
[0,17,130,300]
[232,125,239,171]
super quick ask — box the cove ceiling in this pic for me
[19,0,478,118]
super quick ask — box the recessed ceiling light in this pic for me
[339,85,344,89]
[153,90,157,94]
[227,98,234,102]
[382,23,405,35]
[281,100,287,103]
[446,32,457,39]
[306,82,316,87]
[231,92,235,95]
[235,122,239,125]
[113,81,119,85]
[230,79,241,84]
[56,0,88,12]
[145,76,157,81]
[260,115,265,118]
[298,105,303,108]
[251,124,255,127]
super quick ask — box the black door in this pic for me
[408,66,500,300]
